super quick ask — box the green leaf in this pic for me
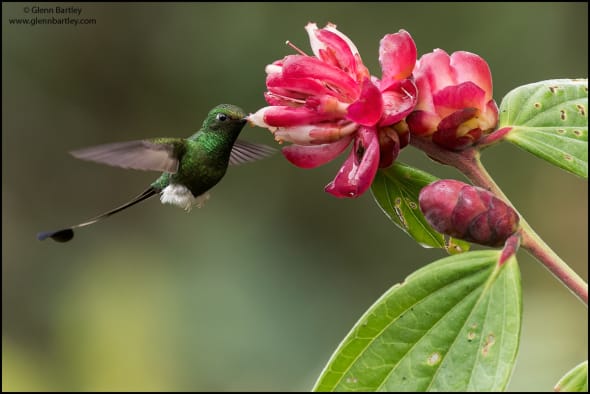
[554,361,588,392]
[499,79,588,178]
[313,250,522,392]
[371,163,470,254]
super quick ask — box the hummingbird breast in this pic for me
[173,139,231,197]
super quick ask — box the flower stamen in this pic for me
[285,40,309,56]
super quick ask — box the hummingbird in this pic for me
[37,104,275,243]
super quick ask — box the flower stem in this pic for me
[410,137,588,305]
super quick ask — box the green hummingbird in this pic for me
[37,104,275,243]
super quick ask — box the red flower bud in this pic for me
[419,180,519,247]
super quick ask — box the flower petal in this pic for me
[406,110,441,136]
[274,123,357,145]
[450,51,493,101]
[282,56,359,101]
[379,30,417,86]
[325,127,380,198]
[433,108,482,150]
[377,127,400,168]
[432,81,487,118]
[256,106,338,128]
[379,78,418,126]
[346,78,383,126]
[415,49,456,94]
[282,136,353,168]
[267,72,332,98]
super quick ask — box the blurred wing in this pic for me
[229,140,277,166]
[70,139,184,173]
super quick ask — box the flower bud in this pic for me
[419,180,519,247]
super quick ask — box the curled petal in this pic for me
[433,108,482,150]
[450,51,494,101]
[480,99,499,131]
[377,127,400,168]
[264,92,302,107]
[379,30,417,86]
[282,136,353,169]
[406,110,441,136]
[346,78,383,126]
[267,73,333,98]
[282,56,359,101]
[274,123,357,145]
[379,78,418,126]
[433,81,487,118]
[413,70,435,113]
[314,27,357,75]
[252,106,338,128]
[325,127,379,198]
[415,49,456,93]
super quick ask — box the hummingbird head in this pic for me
[204,104,248,135]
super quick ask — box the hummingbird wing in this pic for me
[70,139,186,173]
[229,140,277,166]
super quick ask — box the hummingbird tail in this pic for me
[37,186,160,242]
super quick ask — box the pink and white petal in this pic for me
[379,30,417,86]
[282,136,352,169]
[247,107,275,128]
[324,127,380,198]
[267,73,332,97]
[274,123,357,145]
[264,92,303,107]
[379,79,418,126]
[315,28,358,75]
[282,56,359,101]
[346,78,383,126]
[415,49,455,93]
[432,81,487,118]
[406,110,440,136]
[450,51,493,100]
[413,71,435,113]
[261,106,338,127]
[305,22,324,59]
[480,99,499,131]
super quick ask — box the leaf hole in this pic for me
[573,129,582,137]
[560,110,567,121]
[549,86,559,94]
[427,352,441,366]
[533,102,542,109]
[482,333,496,356]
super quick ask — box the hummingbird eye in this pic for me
[216,113,228,122]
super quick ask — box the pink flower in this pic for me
[248,23,417,198]
[407,49,499,150]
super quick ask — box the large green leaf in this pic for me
[554,361,588,392]
[371,163,470,254]
[500,79,588,178]
[313,250,522,392]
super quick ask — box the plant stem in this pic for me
[410,137,588,305]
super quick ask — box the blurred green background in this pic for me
[2,2,587,391]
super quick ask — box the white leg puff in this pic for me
[160,184,210,211]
